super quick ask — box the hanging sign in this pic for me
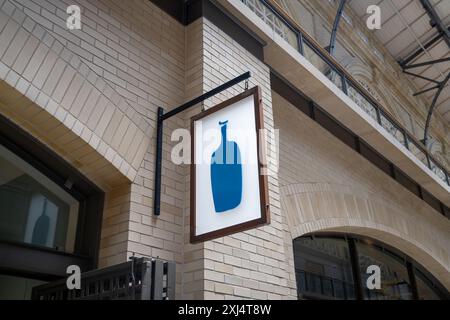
[190,87,269,243]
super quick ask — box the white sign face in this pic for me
[191,87,269,243]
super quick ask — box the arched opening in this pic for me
[293,233,449,300]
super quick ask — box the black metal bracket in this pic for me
[153,72,251,215]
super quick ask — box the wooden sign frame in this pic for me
[190,86,270,243]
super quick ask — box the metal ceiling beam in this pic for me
[399,31,446,67]
[419,0,450,48]
[423,72,450,146]
[403,70,441,84]
[413,84,440,96]
[403,56,450,69]
[328,0,346,56]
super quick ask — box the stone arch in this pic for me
[0,1,152,190]
[281,183,450,291]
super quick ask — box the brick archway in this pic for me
[281,183,450,291]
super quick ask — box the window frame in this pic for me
[0,114,104,281]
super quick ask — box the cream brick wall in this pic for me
[0,0,187,296]
[181,19,205,300]
[181,17,297,300]
[0,0,158,188]
[273,92,450,290]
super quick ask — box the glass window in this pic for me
[0,274,46,300]
[357,242,413,300]
[293,235,447,300]
[415,268,444,300]
[294,237,355,300]
[0,145,78,253]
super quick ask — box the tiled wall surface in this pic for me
[274,92,450,290]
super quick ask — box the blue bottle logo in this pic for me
[210,120,242,213]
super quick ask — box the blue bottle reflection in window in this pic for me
[31,198,50,246]
[210,120,242,213]
[24,194,59,248]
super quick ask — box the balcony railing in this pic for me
[31,257,176,300]
[296,269,413,300]
[241,0,450,188]
[296,269,356,300]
